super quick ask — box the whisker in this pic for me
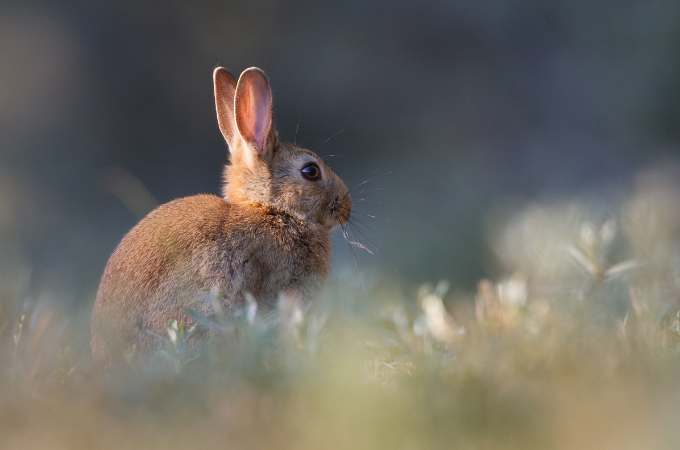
[349,224,369,238]
[358,186,385,195]
[347,229,374,253]
[348,214,370,227]
[347,221,376,250]
[340,224,366,292]
[346,221,376,245]
[294,122,301,145]
[349,241,374,255]
[341,223,375,256]
[352,209,377,219]
[355,199,386,208]
[353,170,393,191]
[349,221,370,235]
[323,128,345,144]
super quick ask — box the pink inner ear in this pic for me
[236,69,272,153]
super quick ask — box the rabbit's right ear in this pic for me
[213,67,238,146]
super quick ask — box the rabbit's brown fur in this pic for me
[91,67,350,364]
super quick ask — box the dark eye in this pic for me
[301,162,321,181]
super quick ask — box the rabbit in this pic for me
[91,67,351,365]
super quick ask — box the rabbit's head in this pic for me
[213,67,351,229]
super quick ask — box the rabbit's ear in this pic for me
[213,67,238,145]
[235,67,273,155]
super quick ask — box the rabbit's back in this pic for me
[91,194,330,363]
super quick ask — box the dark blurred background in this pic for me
[3,0,680,306]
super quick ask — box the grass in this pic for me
[4,170,680,449]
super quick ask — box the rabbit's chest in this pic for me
[217,221,330,305]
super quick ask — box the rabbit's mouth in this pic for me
[328,193,352,227]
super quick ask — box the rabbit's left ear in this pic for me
[235,67,273,155]
[213,67,238,146]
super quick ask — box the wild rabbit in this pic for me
[91,67,351,364]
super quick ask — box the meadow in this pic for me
[3,168,680,450]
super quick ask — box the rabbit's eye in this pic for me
[301,162,321,181]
